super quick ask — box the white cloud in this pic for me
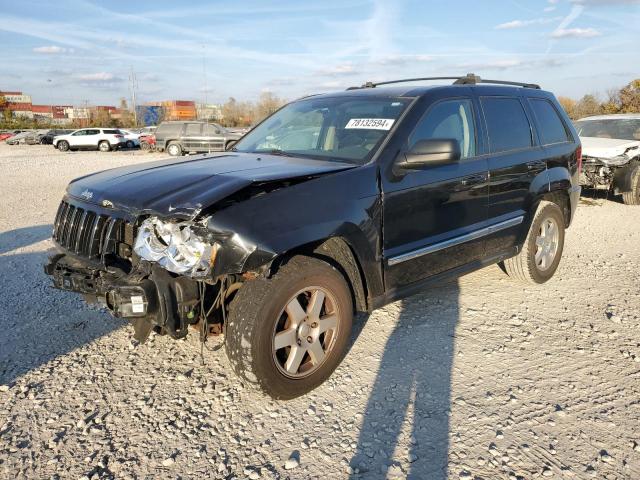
[495,17,562,29]
[78,72,117,81]
[551,27,601,38]
[33,45,70,54]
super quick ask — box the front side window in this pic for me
[72,130,87,136]
[529,99,570,145]
[409,99,476,158]
[482,97,532,153]
[203,124,223,135]
[234,96,411,164]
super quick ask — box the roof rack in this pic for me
[346,73,541,90]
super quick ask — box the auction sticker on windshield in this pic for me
[345,118,395,130]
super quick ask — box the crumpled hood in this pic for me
[66,152,356,218]
[581,136,640,159]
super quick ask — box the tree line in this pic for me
[558,78,640,120]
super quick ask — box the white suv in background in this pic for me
[53,128,126,152]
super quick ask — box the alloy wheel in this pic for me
[272,287,340,378]
[535,217,559,271]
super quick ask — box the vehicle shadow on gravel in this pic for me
[0,225,125,385]
[350,281,459,479]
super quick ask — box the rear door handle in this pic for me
[460,174,487,186]
[526,161,545,171]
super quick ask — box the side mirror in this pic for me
[398,139,461,170]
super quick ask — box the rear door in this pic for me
[480,95,547,256]
[382,93,489,289]
[83,129,101,147]
[182,123,202,152]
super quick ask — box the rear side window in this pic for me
[86,129,100,135]
[529,99,570,145]
[481,97,532,153]
[185,123,202,136]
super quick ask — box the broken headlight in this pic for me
[134,217,214,276]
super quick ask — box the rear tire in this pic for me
[622,165,640,205]
[57,140,69,152]
[98,141,111,152]
[225,256,353,400]
[500,201,565,284]
[167,142,182,156]
[125,140,134,149]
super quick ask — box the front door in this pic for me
[202,123,225,152]
[382,96,489,290]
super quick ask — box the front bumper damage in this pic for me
[43,196,277,343]
[45,253,200,342]
[580,151,637,192]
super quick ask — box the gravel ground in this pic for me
[0,144,639,480]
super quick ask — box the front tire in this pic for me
[57,140,69,152]
[500,201,565,284]
[167,142,182,156]
[622,164,640,205]
[98,141,111,152]
[225,256,353,400]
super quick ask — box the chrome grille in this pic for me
[52,200,131,259]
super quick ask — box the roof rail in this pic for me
[347,73,541,90]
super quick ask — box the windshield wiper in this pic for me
[255,149,295,157]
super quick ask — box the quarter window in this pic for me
[481,97,532,153]
[529,99,570,145]
[409,99,476,158]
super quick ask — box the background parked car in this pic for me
[6,131,34,145]
[155,120,242,156]
[139,133,156,151]
[39,129,73,145]
[574,114,640,205]
[52,128,126,152]
[119,129,141,148]
[0,132,16,142]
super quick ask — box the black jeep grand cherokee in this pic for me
[45,74,581,399]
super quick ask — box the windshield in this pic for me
[234,96,411,164]
[574,119,640,141]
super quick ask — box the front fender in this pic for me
[205,164,384,297]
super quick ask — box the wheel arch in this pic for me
[266,236,372,313]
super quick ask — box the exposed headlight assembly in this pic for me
[134,217,215,276]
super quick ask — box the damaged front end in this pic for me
[44,198,273,344]
[580,141,639,191]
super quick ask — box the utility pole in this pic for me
[202,44,208,106]
[129,67,138,126]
